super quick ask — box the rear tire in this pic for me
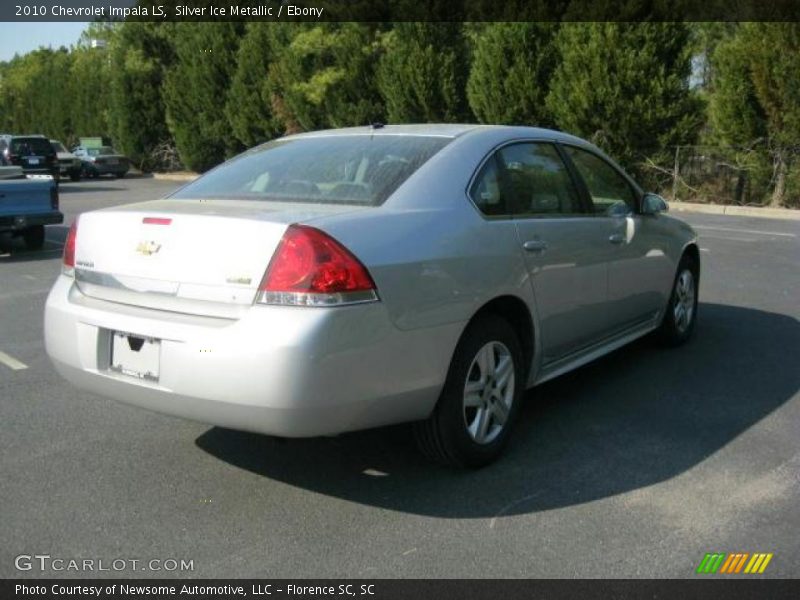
[657,253,699,346]
[69,169,81,182]
[22,225,45,250]
[414,315,524,468]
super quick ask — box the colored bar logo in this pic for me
[696,552,773,574]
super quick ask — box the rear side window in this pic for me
[469,157,506,216]
[469,142,582,217]
[564,146,638,216]
[10,138,54,156]
[171,135,451,206]
[498,143,582,217]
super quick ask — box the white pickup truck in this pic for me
[0,166,63,249]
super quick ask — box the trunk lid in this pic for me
[74,198,368,318]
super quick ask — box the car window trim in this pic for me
[557,142,644,216]
[465,138,594,221]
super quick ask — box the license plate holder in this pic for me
[110,332,160,381]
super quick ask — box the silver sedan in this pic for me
[44,125,699,467]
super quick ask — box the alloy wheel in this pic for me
[463,341,515,445]
[673,269,695,333]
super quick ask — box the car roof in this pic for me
[284,123,587,142]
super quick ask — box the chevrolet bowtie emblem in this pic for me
[136,240,162,256]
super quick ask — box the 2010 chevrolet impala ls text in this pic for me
[44,125,699,467]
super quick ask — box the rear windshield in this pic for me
[51,141,66,152]
[87,146,116,156]
[170,135,452,206]
[11,138,54,156]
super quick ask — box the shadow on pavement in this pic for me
[0,224,68,262]
[196,302,799,517]
[58,183,126,194]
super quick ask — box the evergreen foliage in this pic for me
[163,22,243,172]
[467,22,558,126]
[377,23,470,123]
[546,23,702,173]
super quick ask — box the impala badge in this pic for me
[136,240,162,256]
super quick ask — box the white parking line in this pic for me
[0,351,28,371]
[692,225,796,238]
[700,234,758,243]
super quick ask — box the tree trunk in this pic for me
[734,169,747,205]
[771,153,788,207]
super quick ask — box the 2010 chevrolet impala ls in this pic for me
[45,125,699,467]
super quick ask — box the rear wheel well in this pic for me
[465,296,534,381]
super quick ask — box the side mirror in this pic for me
[641,193,668,215]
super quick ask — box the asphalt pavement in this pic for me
[1,176,798,578]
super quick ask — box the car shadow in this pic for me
[0,224,68,262]
[195,302,800,518]
[58,183,126,194]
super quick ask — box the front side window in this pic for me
[564,146,638,216]
[171,135,451,206]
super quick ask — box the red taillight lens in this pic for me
[62,219,78,274]
[258,225,378,306]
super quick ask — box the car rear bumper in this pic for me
[22,167,59,179]
[44,275,459,437]
[0,211,63,232]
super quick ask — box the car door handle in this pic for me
[608,233,625,244]
[523,240,548,252]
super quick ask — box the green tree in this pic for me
[467,22,557,126]
[224,23,284,148]
[269,23,384,131]
[0,48,73,140]
[741,23,800,206]
[69,44,112,144]
[108,22,175,169]
[546,23,701,176]
[163,22,243,172]
[377,23,470,123]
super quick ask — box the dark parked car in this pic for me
[0,135,59,181]
[73,145,130,178]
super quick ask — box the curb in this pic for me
[152,172,199,182]
[669,201,800,221]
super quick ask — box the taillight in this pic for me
[257,224,378,306]
[62,219,78,276]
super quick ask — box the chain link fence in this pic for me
[640,144,800,209]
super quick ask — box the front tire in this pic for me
[657,254,699,346]
[414,315,524,468]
